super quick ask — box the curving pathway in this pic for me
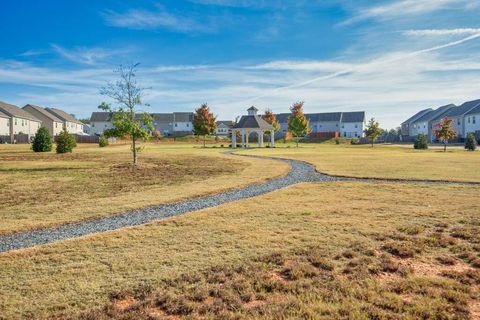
[0,153,479,253]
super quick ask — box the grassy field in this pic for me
[1,181,479,319]
[0,143,289,234]
[238,143,480,182]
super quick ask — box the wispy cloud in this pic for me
[404,28,480,37]
[341,0,473,25]
[51,44,128,65]
[102,6,214,32]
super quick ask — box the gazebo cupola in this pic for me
[231,107,275,148]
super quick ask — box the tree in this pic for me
[32,127,52,152]
[192,103,216,147]
[56,127,76,153]
[433,117,456,152]
[364,118,382,147]
[99,134,109,147]
[262,109,280,146]
[287,101,311,147]
[413,133,428,150]
[99,64,153,165]
[465,133,477,151]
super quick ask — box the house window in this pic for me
[175,123,178,127]
[473,116,476,124]
[468,117,471,124]
[6,121,9,127]
[355,124,358,128]
[187,123,189,127]
[457,119,461,125]
[92,123,95,127]
[14,118,17,125]
[105,124,108,127]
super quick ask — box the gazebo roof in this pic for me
[233,115,274,130]
[247,106,258,111]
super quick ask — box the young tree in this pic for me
[99,64,153,165]
[192,103,216,147]
[56,127,77,153]
[99,134,109,147]
[32,127,52,152]
[413,133,428,150]
[262,109,280,146]
[433,117,456,152]
[287,101,311,147]
[364,118,382,147]
[465,133,477,151]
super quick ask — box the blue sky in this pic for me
[1,0,480,128]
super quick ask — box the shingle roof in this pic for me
[0,101,40,121]
[247,106,258,111]
[90,112,113,122]
[341,111,365,123]
[151,113,174,122]
[0,110,9,119]
[466,103,480,115]
[276,113,290,123]
[46,107,83,124]
[217,120,234,127]
[173,112,193,122]
[233,115,274,130]
[307,112,342,122]
[414,104,455,123]
[23,104,63,122]
[401,108,432,125]
[443,99,480,118]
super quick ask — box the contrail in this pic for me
[240,33,480,105]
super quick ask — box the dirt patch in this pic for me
[113,296,137,312]
[243,299,266,309]
[270,270,288,283]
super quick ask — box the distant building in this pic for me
[89,111,194,136]
[216,120,234,136]
[45,107,84,135]
[0,101,42,143]
[402,99,480,142]
[276,111,366,138]
[23,104,64,136]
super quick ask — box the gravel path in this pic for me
[0,153,478,253]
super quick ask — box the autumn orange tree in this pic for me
[288,101,311,147]
[192,103,217,147]
[262,109,280,146]
[434,117,456,152]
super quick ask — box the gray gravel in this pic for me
[0,153,478,253]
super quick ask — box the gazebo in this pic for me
[231,106,275,148]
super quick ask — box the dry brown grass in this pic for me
[0,181,478,318]
[0,143,289,234]
[238,143,480,182]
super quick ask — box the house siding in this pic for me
[90,121,115,135]
[340,122,365,138]
[465,113,480,135]
[0,117,9,136]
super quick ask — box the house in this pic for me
[400,108,432,138]
[430,99,480,141]
[90,112,114,135]
[0,110,10,141]
[276,110,366,138]
[45,107,84,135]
[339,111,366,138]
[465,102,480,137]
[90,111,194,136]
[0,101,42,143]
[23,104,64,136]
[216,121,234,136]
[406,104,455,142]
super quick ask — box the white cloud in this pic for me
[102,7,213,32]
[404,28,480,37]
[51,44,128,65]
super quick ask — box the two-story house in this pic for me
[23,104,64,137]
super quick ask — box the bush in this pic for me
[350,138,360,145]
[335,138,340,145]
[56,128,76,153]
[31,127,52,152]
[99,134,109,147]
[413,134,428,150]
[465,133,477,151]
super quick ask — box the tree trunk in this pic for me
[296,137,299,148]
[132,137,137,165]
[371,140,374,148]
[444,141,447,152]
[203,135,206,148]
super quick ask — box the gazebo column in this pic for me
[231,129,237,148]
[270,130,275,147]
[241,129,246,148]
[258,130,264,147]
[245,130,249,147]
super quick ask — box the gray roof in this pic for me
[401,108,432,125]
[0,101,40,121]
[442,99,480,118]
[341,111,365,123]
[151,113,174,122]
[276,113,290,123]
[307,112,342,122]
[90,112,112,122]
[466,103,480,115]
[46,107,83,124]
[217,120,234,128]
[23,104,63,122]
[0,110,9,119]
[173,112,193,122]
[233,115,274,130]
[414,104,455,123]
[247,106,259,111]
